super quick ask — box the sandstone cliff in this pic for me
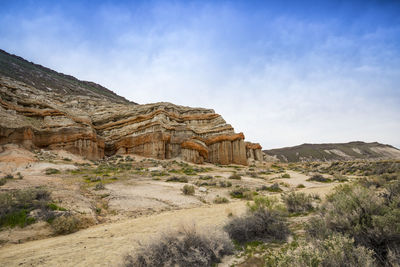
[0,50,262,165]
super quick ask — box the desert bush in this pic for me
[266,183,283,192]
[229,187,251,199]
[124,226,233,267]
[265,234,375,267]
[0,178,7,186]
[281,173,290,178]
[282,192,314,213]
[306,184,400,265]
[224,209,289,244]
[45,168,60,175]
[199,175,213,180]
[247,196,285,213]
[0,188,51,229]
[182,185,195,195]
[242,191,256,200]
[218,180,232,188]
[51,215,80,234]
[296,184,305,188]
[307,174,332,183]
[4,174,13,179]
[166,176,188,183]
[333,174,348,182]
[213,196,229,204]
[229,174,242,180]
[94,182,105,190]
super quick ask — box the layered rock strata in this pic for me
[0,75,261,165]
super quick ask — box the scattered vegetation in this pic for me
[307,174,332,183]
[229,174,242,180]
[166,176,188,183]
[265,183,283,192]
[45,168,60,175]
[213,196,229,204]
[229,187,255,199]
[218,180,232,188]
[125,226,233,267]
[0,188,51,229]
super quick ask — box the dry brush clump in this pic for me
[124,226,233,267]
[224,196,289,245]
[182,184,195,195]
[282,191,315,214]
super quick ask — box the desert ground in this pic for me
[0,144,371,266]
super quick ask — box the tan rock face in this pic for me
[0,76,261,165]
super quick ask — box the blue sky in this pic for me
[1,0,399,149]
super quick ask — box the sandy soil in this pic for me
[0,202,247,267]
[0,145,343,266]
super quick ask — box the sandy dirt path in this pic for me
[0,202,246,267]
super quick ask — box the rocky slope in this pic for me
[0,50,261,165]
[264,141,400,162]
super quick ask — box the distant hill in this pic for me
[0,49,133,104]
[263,141,400,162]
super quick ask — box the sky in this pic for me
[0,0,399,149]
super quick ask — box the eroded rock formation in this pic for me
[245,142,263,161]
[0,75,261,165]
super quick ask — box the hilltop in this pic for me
[263,141,400,162]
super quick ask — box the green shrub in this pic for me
[219,180,232,188]
[247,196,285,213]
[51,215,80,235]
[45,168,60,175]
[282,192,314,213]
[166,176,188,183]
[125,226,233,266]
[229,187,251,199]
[199,175,213,180]
[182,185,195,195]
[94,182,105,190]
[266,183,283,192]
[229,174,242,180]
[296,184,305,188]
[47,203,67,211]
[4,174,13,179]
[307,174,332,183]
[0,178,7,186]
[281,173,291,178]
[213,196,229,204]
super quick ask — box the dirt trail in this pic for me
[0,202,246,267]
